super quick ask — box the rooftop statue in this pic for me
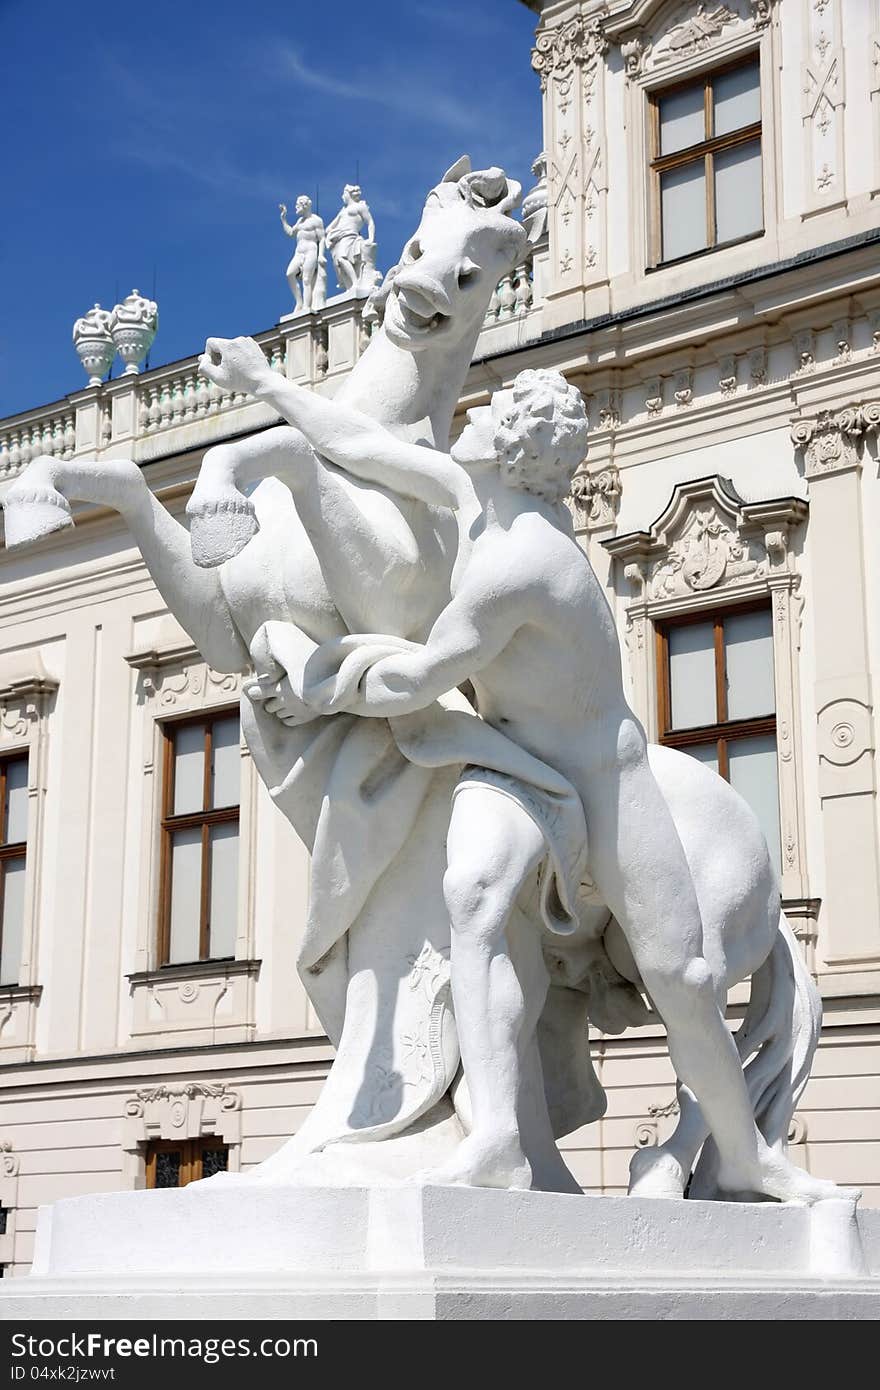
[280,195,327,314]
[2,156,856,1207]
[324,183,381,298]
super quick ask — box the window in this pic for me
[650,56,762,265]
[657,605,780,874]
[0,756,28,987]
[145,1138,229,1189]
[158,712,240,966]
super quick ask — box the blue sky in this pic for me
[1,0,540,417]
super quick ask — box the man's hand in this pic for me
[198,336,272,398]
[247,671,318,728]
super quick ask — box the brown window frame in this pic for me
[157,710,240,967]
[144,1137,229,1189]
[655,600,776,779]
[0,754,28,987]
[649,53,763,268]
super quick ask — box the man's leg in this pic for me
[583,717,844,1202]
[427,786,546,1188]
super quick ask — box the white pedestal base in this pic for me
[3,1185,880,1320]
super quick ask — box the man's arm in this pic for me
[339,563,523,718]
[198,336,464,510]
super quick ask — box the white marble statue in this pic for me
[324,184,380,298]
[280,196,327,314]
[110,290,158,375]
[194,339,852,1206]
[1,156,853,1206]
[72,304,114,386]
[521,153,548,241]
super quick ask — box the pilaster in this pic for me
[531,4,611,328]
[791,402,880,965]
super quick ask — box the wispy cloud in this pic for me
[276,43,478,134]
[115,138,287,204]
[96,49,289,204]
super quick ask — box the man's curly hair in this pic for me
[493,370,588,503]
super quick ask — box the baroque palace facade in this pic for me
[0,0,878,1273]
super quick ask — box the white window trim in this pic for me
[604,475,810,911]
[0,654,56,1061]
[610,4,780,285]
[123,636,259,1045]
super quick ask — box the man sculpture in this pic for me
[279,195,327,314]
[198,336,846,1205]
[324,183,380,297]
[4,158,846,1206]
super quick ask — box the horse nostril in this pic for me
[457,258,479,289]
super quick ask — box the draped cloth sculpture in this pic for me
[1,157,854,1205]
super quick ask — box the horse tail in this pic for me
[735,911,821,1148]
[690,912,820,1196]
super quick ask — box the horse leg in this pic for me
[190,426,444,639]
[3,455,247,673]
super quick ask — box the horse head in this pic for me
[373,156,527,354]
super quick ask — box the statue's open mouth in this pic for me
[387,285,450,340]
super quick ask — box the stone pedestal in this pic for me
[2,1186,879,1320]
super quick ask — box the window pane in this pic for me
[684,743,719,775]
[168,826,202,963]
[728,734,781,879]
[725,609,775,720]
[714,62,760,137]
[200,1147,229,1180]
[154,1150,182,1188]
[715,140,763,245]
[173,723,205,816]
[208,822,238,959]
[661,162,707,261]
[4,760,28,844]
[659,82,705,155]
[211,716,240,809]
[0,858,25,986]
[668,622,716,729]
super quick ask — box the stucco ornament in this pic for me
[279,196,327,314]
[324,184,381,298]
[2,157,854,1208]
[72,304,114,386]
[109,290,158,375]
[531,14,607,90]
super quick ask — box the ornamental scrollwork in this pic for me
[570,466,621,530]
[531,15,608,91]
[790,402,880,478]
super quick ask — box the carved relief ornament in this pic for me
[570,466,621,530]
[603,476,805,605]
[607,1,774,80]
[531,14,608,90]
[790,402,880,479]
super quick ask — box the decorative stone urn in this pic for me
[72,304,115,387]
[109,290,159,375]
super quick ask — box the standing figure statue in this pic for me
[325,183,380,297]
[280,195,327,314]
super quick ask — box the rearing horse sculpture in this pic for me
[1,158,842,1202]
